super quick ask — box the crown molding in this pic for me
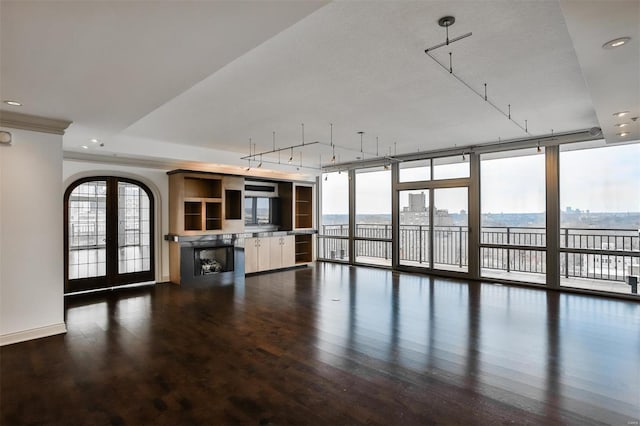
[0,110,72,135]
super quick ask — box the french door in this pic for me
[398,187,469,274]
[64,177,154,294]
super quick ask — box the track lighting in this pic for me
[537,141,542,153]
[288,147,293,164]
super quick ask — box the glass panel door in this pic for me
[433,188,468,272]
[399,190,430,268]
[66,177,154,293]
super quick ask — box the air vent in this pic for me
[245,184,276,193]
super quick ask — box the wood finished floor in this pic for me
[1,263,639,425]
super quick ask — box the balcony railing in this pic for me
[319,224,640,282]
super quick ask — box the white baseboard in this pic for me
[0,323,67,346]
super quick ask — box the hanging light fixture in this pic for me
[330,123,336,163]
[537,140,542,153]
[257,154,263,168]
[288,147,293,164]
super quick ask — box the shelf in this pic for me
[294,234,312,263]
[294,186,313,229]
[205,202,222,230]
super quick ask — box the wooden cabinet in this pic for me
[245,235,295,273]
[294,184,313,229]
[244,237,270,274]
[269,235,295,270]
[169,171,244,235]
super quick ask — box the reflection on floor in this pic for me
[358,257,638,296]
[1,264,639,424]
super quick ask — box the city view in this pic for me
[319,143,640,295]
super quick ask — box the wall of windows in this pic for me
[355,167,391,266]
[480,148,546,284]
[319,171,349,261]
[559,142,640,294]
[318,139,640,298]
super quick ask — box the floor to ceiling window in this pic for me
[319,171,349,261]
[355,166,391,266]
[559,142,640,295]
[319,138,639,298]
[480,148,547,284]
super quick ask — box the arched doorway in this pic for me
[64,177,155,294]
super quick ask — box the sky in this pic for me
[321,142,640,216]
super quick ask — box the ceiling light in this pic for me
[81,145,89,149]
[617,132,630,137]
[90,138,99,143]
[288,147,293,164]
[614,123,628,128]
[602,37,631,49]
[3,100,22,106]
[613,111,630,117]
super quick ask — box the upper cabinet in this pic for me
[168,170,315,236]
[169,171,244,235]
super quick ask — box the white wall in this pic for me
[63,160,170,282]
[0,127,66,345]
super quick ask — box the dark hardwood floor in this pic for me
[2,263,639,425]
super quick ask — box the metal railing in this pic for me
[319,224,640,282]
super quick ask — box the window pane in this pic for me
[356,167,391,266]
[118,182,152,274]
[244,198,254,225]
[256,198,270,224]
[480,148,546,284]
[433,187,468,272]
[433,155,469,180]
[559,142,640,295]
[68,181,107,279]
[399,159,430,182]
[319,172,349,260]
[399,190,430,267]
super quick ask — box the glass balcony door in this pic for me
[399,190,430,268]
[433,188,469,273]
[65,177,155,294]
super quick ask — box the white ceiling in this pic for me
[1,0,637,170]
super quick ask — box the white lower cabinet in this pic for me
[245,235,295,274]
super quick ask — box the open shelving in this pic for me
[295,185,313,229]
[295,234,313,263]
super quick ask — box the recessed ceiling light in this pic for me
[617,132,630,137]
[81,145,89,149]
[613,111,630,117]
[602,37,631,49]
[90,138,99,143]
[614,123,628,128]
[3,100,22,106]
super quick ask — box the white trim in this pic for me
[0,110,72,135]
[0,323,67,346]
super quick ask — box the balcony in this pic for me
[319,224,640,295]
